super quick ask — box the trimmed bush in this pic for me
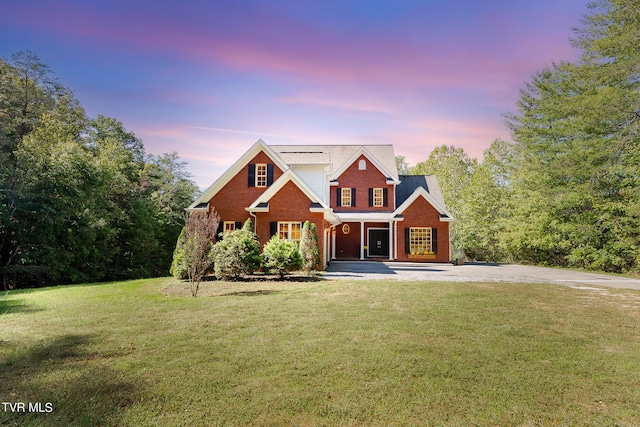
[261,236,302,278]
[212,219,261,280]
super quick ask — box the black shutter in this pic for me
[404,228,410,254]
[383,188,388,207]
[266,164,274,186]
[368,188,373,207]
[235,221,242,230]
[432,228,438,253]
[336,188,342,207]
[248,164,255,187]
[216,222,224,239]
[351,188,356,207]
[270,222,278,237]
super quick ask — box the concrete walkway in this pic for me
[323,261,640,290]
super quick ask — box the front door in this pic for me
[368,229,389,257]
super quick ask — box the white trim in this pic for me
[246,169,340,226]
[188,139,289,209]
[394,186,455,221]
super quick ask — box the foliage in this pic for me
[0,50,198,289]
[261,236,302,278]
[169,228,189,280]
[212,219,261,280]
[412,145,477,259]
[182,210,219,296]
[502,0,640,272]
[298,220,321,274]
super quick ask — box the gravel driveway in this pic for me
[323,261,640,290]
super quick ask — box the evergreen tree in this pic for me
[299,220,321,274]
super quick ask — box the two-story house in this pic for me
[188,139,454,268]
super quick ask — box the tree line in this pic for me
[404,0,639,273]
[1,51,198,290]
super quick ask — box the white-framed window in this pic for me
[223,221,236,233]
[255,163,267,187]
[373,188,384,207]
[410,227,432,254]
[278,222,302,241]
[341,188,352,207]
[358,159,366,170]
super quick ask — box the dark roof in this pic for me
[395,175,448,209]
[396,175,430,206]
[194,202,209,209]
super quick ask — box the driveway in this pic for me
[323,261,640,290]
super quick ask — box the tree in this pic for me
[299,221,321,274]
[170,228,189,280]
[457,139,514,261]
[182,210,220,296]
[413,145,477,259]
[144,152,199,272]
[212,219,261,280]
[395,155,412,175]
[503,0,640,272]
[261,236,302,279]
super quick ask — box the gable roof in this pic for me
[188,139,288,210]
[395,175,453,221]
[247,169,339,224]
[271,144,399,181]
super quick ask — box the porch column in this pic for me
[331,227,336,260]
[360,221,365,260]
[394,221,398,260]
[388,220,393,260]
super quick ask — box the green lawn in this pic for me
[1,277,639,426]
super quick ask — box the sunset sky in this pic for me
[1,0,588,187]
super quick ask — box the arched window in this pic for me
[358,159,366,170]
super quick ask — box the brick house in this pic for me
[188,139,454,268]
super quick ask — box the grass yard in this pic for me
[1,277,639,426]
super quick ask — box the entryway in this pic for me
[368,229,389,257]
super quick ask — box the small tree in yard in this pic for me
[299,221,321,274]
[169,227,189,280]
[182,209,219,296]
[261,236,302,279]
[212,219,261,280]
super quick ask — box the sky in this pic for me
[1,0,589,188]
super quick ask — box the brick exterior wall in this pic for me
[207,151,283,226]
[397,196,450,263]
[332,154,395,211]
[254,180,326,265]
[335,222,361,259]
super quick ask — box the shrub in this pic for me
[299,221,321,274]
[212,219,261,280]
[261,236,302,278]
[169,227,189,280]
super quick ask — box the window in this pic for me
[224,221,236,233]
[373,188,384,207]
[341,188,352,207]
[278,222,302,241]
[358,159,366,170]
[410,227,432,254]
[255,163,267,187]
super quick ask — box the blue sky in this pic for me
[1,0,589,187]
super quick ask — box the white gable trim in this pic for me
[394,186,455,221]
[246,169,339,225]
[330,147,400,184]
[247,169,330,210]
[188,139,289,209]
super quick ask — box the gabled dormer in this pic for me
[329,147,400,211]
